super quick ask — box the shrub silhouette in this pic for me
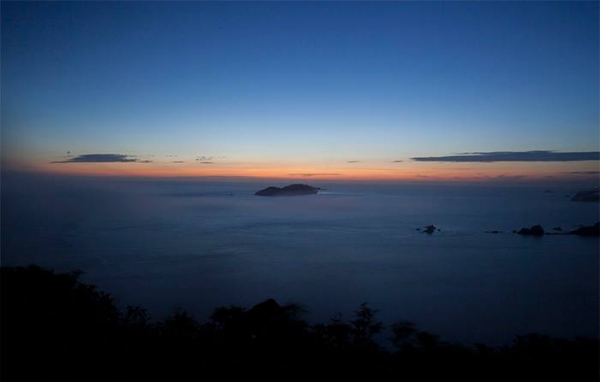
[1,265,598,381]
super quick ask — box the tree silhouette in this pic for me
[1,265,598,381]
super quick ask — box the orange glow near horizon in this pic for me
[8,158,599,182]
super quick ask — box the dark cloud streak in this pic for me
[52,154,140,163]
[412,151,600,162]
[288,173,340,177]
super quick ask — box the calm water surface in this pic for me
[2,175,598,346]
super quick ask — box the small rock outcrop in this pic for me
[420,225,440,234]
[255,184,320,196]
[514,225,545,236]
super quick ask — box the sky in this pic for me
[2,1,599,181]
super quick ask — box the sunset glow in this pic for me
[2,2,598,182]
[10,157,597,182]
[2,3,599,378]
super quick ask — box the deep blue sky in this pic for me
[2,1,598,179]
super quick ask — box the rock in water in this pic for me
[515,225,545,236]
[568,222,600,237]
[423,225,437,234]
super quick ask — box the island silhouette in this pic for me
[255,184,320,196]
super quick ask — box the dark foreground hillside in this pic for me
[1,265,598,381]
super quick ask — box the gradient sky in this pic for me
[2,1,599,180]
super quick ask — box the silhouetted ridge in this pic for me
[1,265,598,381]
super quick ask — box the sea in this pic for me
[2,173,599,346]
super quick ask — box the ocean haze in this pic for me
[2,173,598,346]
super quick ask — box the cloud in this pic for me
[138,160,153,163]
[491,174,526,180]
[347,160,360,163]
[52,154,140,163]
[569,171,600,175]
[412,151,600,162]
[197,161,214,164]
[288,173,340,177]
[392,160,403,163]
[196,156,213,161]
[171,161,185,163]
